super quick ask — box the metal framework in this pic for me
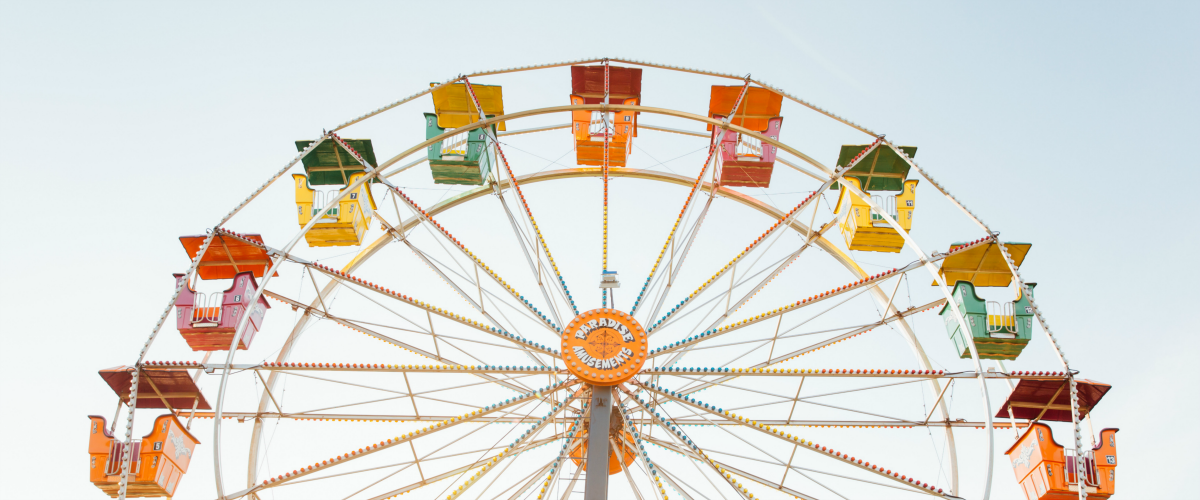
[104,57,1091,500]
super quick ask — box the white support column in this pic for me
[584,386,613,500]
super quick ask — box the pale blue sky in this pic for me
[1,1,1196,498]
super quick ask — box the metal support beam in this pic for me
[585,386,613,500]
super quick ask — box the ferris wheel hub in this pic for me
[561,308,646,386]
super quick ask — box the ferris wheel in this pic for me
[85,58,1120,500]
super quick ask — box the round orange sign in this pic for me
[561,309,647,386]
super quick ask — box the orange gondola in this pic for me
[89,367,207,497]
[569,65,641,167]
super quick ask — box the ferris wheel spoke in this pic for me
[663,322,868,394]
[436,397,570,500]
[702,275,878,350]
[281,453,440,488]
[286,394,410,416]
[559,462,585,500]
[660,324,866,354]
[406,374,565,411]
[648,237,827,368]
[649,377,918,427]
[277,371,408,395]
[649,218,833,339]
[357,434,554,498]
[183,361,564,376]
[437,436,563,471]
[405,240,560,340]
[789,378,929,402]
[643,437,822,500]
[669,298,944,396]
[655,465,707,500]
[457,78,577,322]
[652,338,774,396]
[736,446,936,498]
[721,399,794,413]
[616,405,707,500]
[621,434,670,500]
[662,299,940,394]
[427,330,549,353]
[645,139,892,334]
[323,277,433,334]
[234,379,577,499]
[338,433,558,500]
[686,337,773,372]
[490,184,567,327]
[428,389,587,500]
[615,451,650,500]
[687,378,930,421]
[658,433,940,500]
[363,109,564,340]
[641,401,856,500]
[661,257,948,355]
[504,398,588,500]
[328,318,431,337]
[396,206,561,338]
[660,442,729,500]
[643,196,824,332]
[629,157,715,319]
[631,381,947,496]
[269,383,553,434]
[631,80,755,320]
[616,418,710,500]
[265,281,556,375]
[495,460,556,500]
[466,420,559,500]
[419,374,552,395]
[347,431,561,500]
[643,193,716,324]
[617,389,754,500]
[479,289,555,357]
[608,435,651,500]
[413,392,534,413]
[403,240,489,316]
[256,248,558,362]
[475,275,567,347]
[398,430,558,500]
[491,137,579,320]
[320,316,535,392]
[707,222,834,330]
[409,243,540,338]
[431,336,506,369]
[648,250,793,337]
[303,264,332,316]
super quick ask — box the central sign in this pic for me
[562,308,646,386]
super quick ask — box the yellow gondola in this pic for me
[934,241,1032,287]
[292,172,376,247]
[833,176,918,253]
[429,82,506,131]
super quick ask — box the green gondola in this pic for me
[294,139,379,186]
[940,281,1036,360]
[424,113,495,186]
[833,144,916,191]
